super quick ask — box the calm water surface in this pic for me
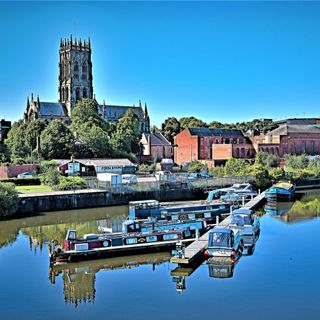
[0,191,320,320]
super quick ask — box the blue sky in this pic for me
[0,1,320,127]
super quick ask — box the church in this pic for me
[24,36,150,133]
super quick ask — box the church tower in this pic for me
[59,35,93,116]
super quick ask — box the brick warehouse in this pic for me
[174,128,255,167]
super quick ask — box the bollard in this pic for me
[216,215,219,225]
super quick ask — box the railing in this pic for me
[85,175,252,194]
[294,178,320,189]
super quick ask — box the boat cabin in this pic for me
[129,200,161,218]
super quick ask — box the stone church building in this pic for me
[24,36,150,133]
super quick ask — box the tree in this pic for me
[161,117,181,143]
[0,183,19,218]
[25,119,45,153]
[40,120,75,159]
[70,98,109,134]
[110,109,141,156]
[248,164,272,190]
[179,117,208,130]
[0,144,10,163]
[255,151,279,168]
[224,158,249,176]
[5,120,30,160]
[208,121,225,128]
[187,161,207,173]
[284,154,309,170]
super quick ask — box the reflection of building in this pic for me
[174,128,255,167]
[23,36,150,133]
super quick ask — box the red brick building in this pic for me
[252,124,320,157]
[174,128,255,167]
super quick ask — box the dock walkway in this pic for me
[170,192,266,265]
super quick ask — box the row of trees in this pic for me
[2,99,141,163]
[160,116,277,143]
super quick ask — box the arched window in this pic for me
[76,87,80,100]
[82,62,87,73]
[83,88,87,98]
[74,61,79,72]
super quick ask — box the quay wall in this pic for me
[17,189,206,215]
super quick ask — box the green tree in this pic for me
[179,117,208,130]
[269,167,285,181]
[224,158,249,176]
[110,109,141,156]
[40,120,75,159]
[187,161,207,173]
[248,164,271,190]
[208,121,225,128]
[70,98,109,134]
[284,154,309,170]
[0,144,10,163]
[25,119,45,153]
[255,151,279,168]
[5,120,30,160]
[0,183,19,217]
[161,117,181,143]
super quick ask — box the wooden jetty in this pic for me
[170,192,266,265]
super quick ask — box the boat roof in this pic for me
[232,208,253,215]
[273,181,294,190]
[129,200,159,205]
[210,228,232,234]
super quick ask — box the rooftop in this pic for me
[188,127,244,137]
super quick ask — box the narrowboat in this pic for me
[229,208,260,249]
[49,222,196,266]
[128,199,230,221]
[204,227,243,262]
[265,181,295,202]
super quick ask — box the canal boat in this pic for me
[229,208,260,249]
[49,222,196,266]
[128,199,230,221]
[265,181,295,202]
[204,227,243,261]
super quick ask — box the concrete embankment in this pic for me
[17,188,207,215]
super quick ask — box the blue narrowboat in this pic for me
[128,199,230,221]
[265,181,295,202]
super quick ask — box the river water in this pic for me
[0,190,319,320]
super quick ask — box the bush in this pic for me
[224,158,249,176]
[0,178,41,186]
[268,168,285,181]
[187,161,207,173]
[209,166,225,177]
[138,163,156,173]
[0,183,19,218]
[55,176,87,191]
[40,166,61,187]
[248,164,272,190]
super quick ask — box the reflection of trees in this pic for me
[0,224,19,249]
[50,253,171,306]
[63,271,96,307]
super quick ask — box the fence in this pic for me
[85,175,252,195]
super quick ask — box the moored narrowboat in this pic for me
[265,181,295,202]
[49,224,195,266]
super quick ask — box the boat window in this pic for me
[188,213,196,220]
[209,232,231,247]
[126,238,138,245]
[204,212,212,218]
[171,215,179,221]
[127,224,135,233]
[146,236,158,242]
[163,234,179,241]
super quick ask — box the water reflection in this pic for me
[265,190,320,223]
[207,257,237,279]
[49,252,171,306]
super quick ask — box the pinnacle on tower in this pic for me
[144,103,148,117]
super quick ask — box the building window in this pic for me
[76,87,80,100]
[310,141,315,155]
[82,62,87,73]
[301,141,306,154]
[74,61,79,72]
[83,88,87,98]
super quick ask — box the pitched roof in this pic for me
[267,124,320,136]
[141,132,171,146]
[188,127,244,137]
[39,102,68,117]
[98,105,144,121]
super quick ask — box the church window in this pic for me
[76,87,80,100]
[83,88,87,98]
[74,61,79,72]
[82,62,87,73]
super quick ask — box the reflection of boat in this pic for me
[49,221,195,265]
[264,202,294,216]
[49,252,171,306]
[265,181,295,202]
[207,257,237,279]
[129,199,230,221]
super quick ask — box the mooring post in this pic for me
[216,215,219,225]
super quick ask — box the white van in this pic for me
[122,174,138,184]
